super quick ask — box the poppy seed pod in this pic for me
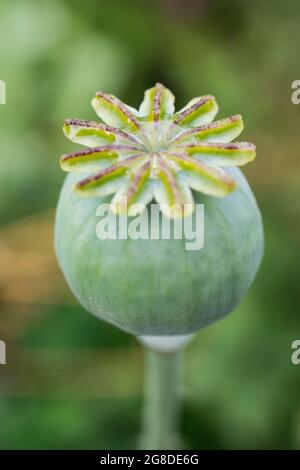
[55,84,264,336]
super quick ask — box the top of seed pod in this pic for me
[60,83,256,219]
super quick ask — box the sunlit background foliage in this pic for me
[0,0,300,449]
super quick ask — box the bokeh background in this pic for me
[0,0,300,449]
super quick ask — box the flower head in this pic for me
[60,83,256,218]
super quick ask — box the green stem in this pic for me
[141,348,183,450]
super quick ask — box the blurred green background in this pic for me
[0,0,300,449]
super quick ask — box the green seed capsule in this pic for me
[55,84,263,336]
[55,167,263,336]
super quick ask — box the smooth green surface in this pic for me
[141,349,182,449]
[55,168,263,335]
